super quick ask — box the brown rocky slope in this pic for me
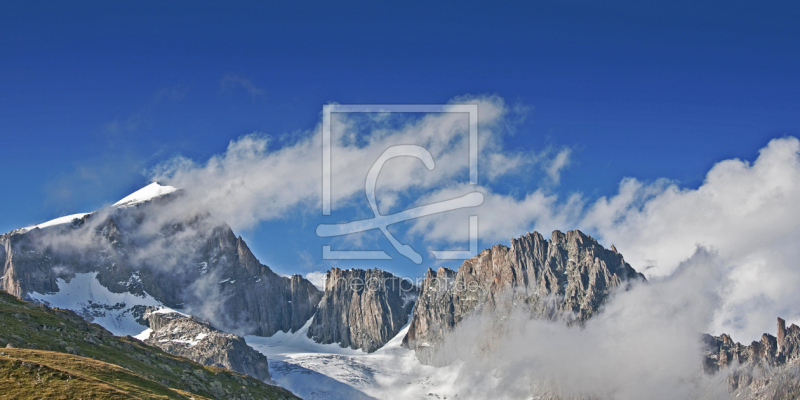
[142,308,273,383]
[403,229,644,365]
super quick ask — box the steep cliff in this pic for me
[142,308,272,383]
[403,229,644,365]
[0,183,321,337]
[307,268,417,352]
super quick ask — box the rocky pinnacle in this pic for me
[307,268,418,352]
[403,229,644,365]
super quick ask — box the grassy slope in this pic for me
[0,291,300,400]
[0,349,197,399]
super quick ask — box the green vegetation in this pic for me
[0,291,299,400]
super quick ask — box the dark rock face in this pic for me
[403,229,644,365]
[703,318,800,399]
[307,268,417,352]
[143,309,272,383]
[0,188,321,337]
[1,226,68,299]
[197,236,323,336]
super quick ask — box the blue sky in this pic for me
[2,1,800,282]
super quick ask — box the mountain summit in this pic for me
[1,183,321,338]
[403,229,645,365]
[112,182,179,207]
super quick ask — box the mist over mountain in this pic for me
[3,180,800,399]
[1,183,321,337]
[4,0,800,398]
[404,229,644,366]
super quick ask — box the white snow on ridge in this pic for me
[150,307,190,317]
[113,182,178,207]
[134,328,153,341]
[17,183,177,233]
[246,319,462,400]
[21,213,91,233]
[28,272,164,336]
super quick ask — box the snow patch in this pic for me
[246,318,364,361]
[162,337,202,346]
[134,328,153,341]
[151,307,190,317]
[305,271,327,290]
[113,182,178,207]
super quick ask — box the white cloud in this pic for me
[150,133,320,230]
[407,136,800,341]
[220,74,265,98]
[408,184,583,245]
[580,137,800,340]
[150,90,800,342]
[149,95,522,231]
[305,271,327,290]
[447,249,729,399]
[585,137,800,276]
[545,147,571,183]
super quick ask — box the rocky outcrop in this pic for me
[142,308,272,383]
[703,318,800,399]
[307,268,417,352]
[0,184,321,337]
[403,229,644,365]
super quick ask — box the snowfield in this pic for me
[20,182,177,232]
[246,319,463,400]
[28,272,165,336]
[24,265,466,399]
[29,270,465,399]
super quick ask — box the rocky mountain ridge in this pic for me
[704,318,800,399]
[0,184,321,337]
[11,188,800,399]
[403,229,645,365]
[307,268,418,352]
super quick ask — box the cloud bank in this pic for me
[583,137,800,340]
[150,95,559,230]
[150,94,800,342]
[445,249,730,400]
[411,136,800,341]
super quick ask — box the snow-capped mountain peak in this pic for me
[21,212,91,233]
[15,183,177,233]
[113,182,178,207]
